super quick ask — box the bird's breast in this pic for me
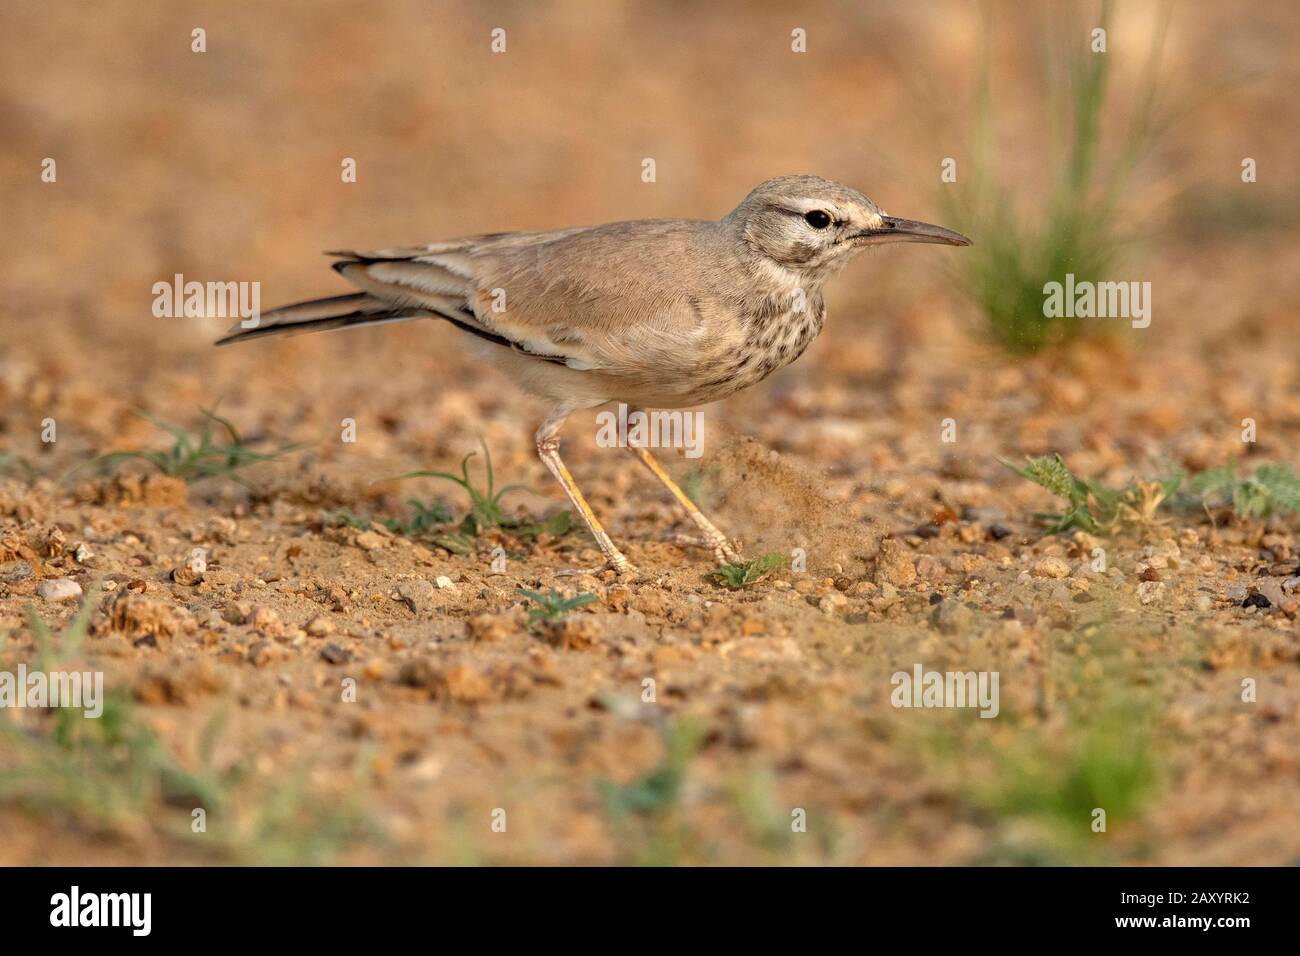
[685,294,827,403]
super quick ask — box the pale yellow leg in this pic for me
[536,411,635,574]
[627,445,741,565]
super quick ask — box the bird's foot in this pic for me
[667,531,743,565]
[556,554,638,580]
[710,536,744,566]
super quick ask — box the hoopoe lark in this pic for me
[217,175,970,574]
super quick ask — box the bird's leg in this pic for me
[626,444,742,565]
[535,411,635,575]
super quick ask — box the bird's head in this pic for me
[725,174,970,284]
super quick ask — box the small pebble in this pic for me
[930,600,974,634]
[355,530,386,550]
[1032,557,1071,579]
[305,615,336,637]
[397,579,437,615]
[171,564,204,586]
[249,605,284,636]
[320,643,350,664]
[37,578,82,602]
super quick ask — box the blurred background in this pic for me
[2,0,1299,866]
[3,0,1296,477]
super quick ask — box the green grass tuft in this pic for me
[0,693,227,831]
[518,588,597,626]
[389,439,572,553]
[711,552,785,589]
[599,718,703,819]
[391,440,526,531]
[941,0,1169,353]
[1189,462,1300,520]
[1004,452,1300,532]
[598,718,706,865]
[91,406,299,484]
[324,507,373,531]
[1001,453,1116,533]
[383,497,454,535]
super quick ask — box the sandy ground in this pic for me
[1,1,1298,864]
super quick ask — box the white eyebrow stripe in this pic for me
[784,198,841,215]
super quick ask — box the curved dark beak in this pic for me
[857,216,971,247]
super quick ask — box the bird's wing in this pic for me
[328,220,730,371]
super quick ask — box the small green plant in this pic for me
[1188,462,1300,520]
[597,717,706,866]
[941,1,1170,352]
[324,500,455,537]
[711,552,785,589]
[1002,453,1107,533]
[93,406,298,484]
[518,588,597,626]
[1001,454,1181,534]
[325,507,372,531]
[1,604,225,829]
[517,509,573,540]
[1004,453,1300,532]
[0,692,227,830]
[391,440,571,553]
[908,649,1164,865]
[4,609,379,864]
[969,701,1158,859]
[384,497,454,536]
[600,717,704,819]
[727,769,796,854]
[0,687,378,863]
[393,441,524,530]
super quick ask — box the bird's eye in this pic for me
[804,210,832,229]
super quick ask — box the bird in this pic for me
[217,175,970,574]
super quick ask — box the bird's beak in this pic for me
[856,216,972,247]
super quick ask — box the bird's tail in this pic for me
[214,292,430,346]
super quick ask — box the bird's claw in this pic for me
[556,558,639,580]
[667,531,743,565]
